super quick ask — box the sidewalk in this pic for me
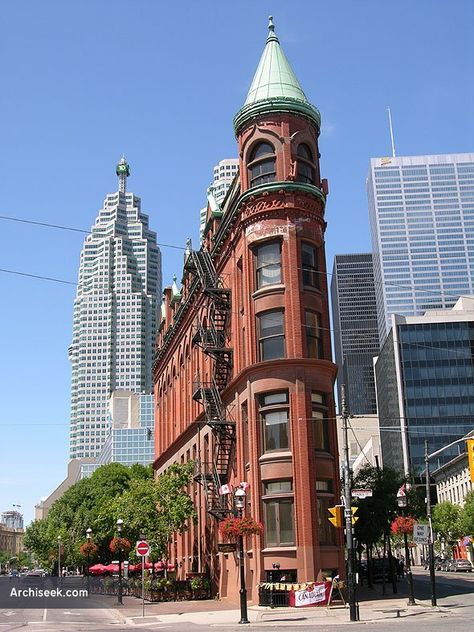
[108,580,451,627]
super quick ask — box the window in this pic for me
[248,142,276,188]
[258,310,285,360]
[263,480,294,546]
[305,311,323,358]
[301,243,319,288]
[255,241,282,288]
[296,143,315,184]
[312,392,330,452]
[259,392,289,453]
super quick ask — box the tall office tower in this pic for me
[375,297,474,477]
[211,159,239,202]
[95,391,155,467]
[199,158,239,237]
[368,153,474,343]
[331,253,380,414]
[68,158,161,459]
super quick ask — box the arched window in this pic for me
[296,143,315,184]
[248,142,276,188]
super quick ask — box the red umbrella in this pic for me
[103,563,119,573]
[89,564,107,575]
[154,561,175,571]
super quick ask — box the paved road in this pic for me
[0,568,472,631]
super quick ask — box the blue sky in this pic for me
[0,0,473,525]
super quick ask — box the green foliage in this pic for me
[459,491,474,535]
[353,465,404,547]
[432,501,463,543]
[24,463,153,568]
[24,461,196,570]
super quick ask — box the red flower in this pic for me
[109,537,132,554]
[391,515,416,535]
[220,516,263,541]
[79,541,98,558]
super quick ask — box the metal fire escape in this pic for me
[185,249,235,520]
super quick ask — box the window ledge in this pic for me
[262,547,297,553]
[252,284,285,300]
[259,451,292,465]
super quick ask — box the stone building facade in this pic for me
[153,19,342,602]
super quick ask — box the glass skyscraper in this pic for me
[375,298,474,476]
[368,153,474,343]
[68,159,161,459]
[331,253,380,414]
[96,392,155,467]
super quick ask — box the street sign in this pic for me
[352,489,373,499]
[136,540,150,557]
[413,523,429,545]
[218,543,237,553]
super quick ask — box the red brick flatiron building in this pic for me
[153,17,343,602]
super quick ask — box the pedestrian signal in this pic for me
[328,505,343,528]
[467,439,474,483]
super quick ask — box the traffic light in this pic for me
[467,439,474,483]
[328,505,343,528]
[351,506,359,525]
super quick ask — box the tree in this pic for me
[432,501,463,545]
[24,463,153,569]
[459,491,474,536]
[97,461,197,562]
[353,465,404,548]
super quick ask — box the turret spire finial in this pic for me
[116,155,130,194]
[267,15,278,42]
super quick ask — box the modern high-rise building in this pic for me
[95,391,155,467]
[68,158,161,459]
[374,296,474,477]
[199,158,239,238]
[331,253,380,414]
[368,153,474,343]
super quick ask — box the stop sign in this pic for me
[136,540,150,557]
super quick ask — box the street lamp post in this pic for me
[86,527,92,592]
[57,535,61,579]
[424,440,437,606]
[396,493,416,606]
[234,488,249,625]
[116,519,124,605]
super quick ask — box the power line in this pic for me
[0,268,76,286]
[0,214,185,250]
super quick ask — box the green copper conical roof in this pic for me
[234,17,320,135]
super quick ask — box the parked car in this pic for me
[441,559,453,572]
[448,559,473,572]
[8,570,19,578]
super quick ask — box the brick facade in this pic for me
[153,27,343,603]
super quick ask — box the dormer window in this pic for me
[248,142,276,188]
[296,143,315,184]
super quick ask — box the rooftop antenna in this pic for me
[387,107,396,158]
[116,155,130,194]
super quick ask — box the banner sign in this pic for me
[289,581,331,607]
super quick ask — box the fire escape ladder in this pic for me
[187,248,235,520]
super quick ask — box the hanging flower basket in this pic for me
[391,515,415,535]
[109,537,132,554]
[80,541,98,558]
[220,516,263,541]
